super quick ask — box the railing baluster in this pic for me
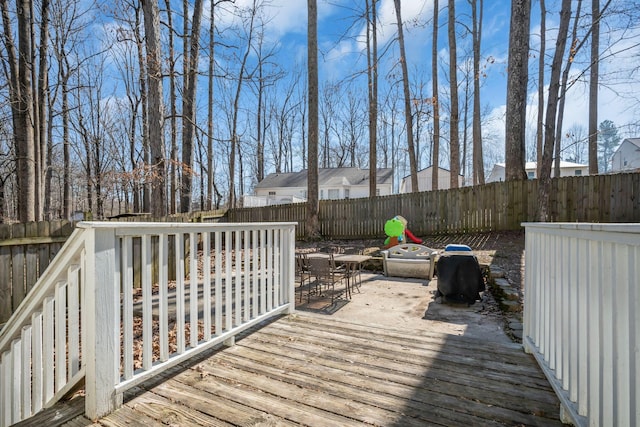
[158,234,169,362]
[214,231,222,336]
[225,230,232,332]
[175,233,185,354]
[190,232,198,348]
[42,297,54,403]
[252,229,259,319]
[67,266,80,377]
[274,229,281,306]
[11,339,20,423]
[202,232,211,340]
[266,229,273,312]
[122,236,134,380]
[142,235,152,371]
[31,312,43,413]
[243,230,250,322]
[54,282,67,392]
[1,351,8,427]
[235,230,241,327]
[21,326,32,419]
[260,229,266,314]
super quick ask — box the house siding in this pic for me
[611,139,640,172]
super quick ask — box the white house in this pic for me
[399,166,464,193]
[486,161,589,182]
[611,138,640,172]
[244,167,394,207]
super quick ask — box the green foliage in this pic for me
[598,120,621,172]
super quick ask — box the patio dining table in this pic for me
[333,254,371,293]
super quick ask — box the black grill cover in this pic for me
[436,254,484,304]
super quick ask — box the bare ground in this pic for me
[297,230,526,290]
[296,231,527,342]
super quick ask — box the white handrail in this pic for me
[523,222,640,427]
[0,221,297,425]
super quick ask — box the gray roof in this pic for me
[623,138,640,148]
[255,167,394,189]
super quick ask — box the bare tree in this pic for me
[504,0,530,181]
[470,0,484,185]
[366,0,378,198]
[164,0,178,213]
[306,0,320,238]
[393,0,418,192]
[432,0,440,191]
[554,0,583,178]
[0,0,36,221]
[588,0,600,174]
[447,0,460,188]
[179,0,204,213]
[535,0,545,177]
[36,0,51,220]
[538,0,572,220]
[142,0,166,217]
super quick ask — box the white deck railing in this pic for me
[523,223,640,427]
[0,221,296,425]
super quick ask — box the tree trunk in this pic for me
[16,0,36,222]
[142,0,167,217]
[432,0,440,192]
[588,0,600,174]
[554,0,583,178]
[448,0,460,189]
[135,6,149,213]
[306,0,320,238]
[180,0,204,213]
[367,0,378,198]
[165,0,178,213]
[536,0,546,177]
[62,63,71,219]
[206,0,215,210]
[471,0,484,185]
[36,0,50,220]
[504,0,530,181]
[538,0,571,221]
[393,0,419,192]
[229,1,257,209]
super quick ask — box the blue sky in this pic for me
[215,0,640,171]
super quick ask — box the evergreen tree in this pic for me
[598,120,621,172]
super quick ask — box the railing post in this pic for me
[83,226,121,420]
[285,225,296,314]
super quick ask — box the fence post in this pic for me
[83,225,121,419]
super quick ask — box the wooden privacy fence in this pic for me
[227,172,640,239]
[0,221,74,325]
[1,173,638,323]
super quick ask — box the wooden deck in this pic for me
[27,310,563,427]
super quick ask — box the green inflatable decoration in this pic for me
[384,217,406,246]
[384,218,405,237]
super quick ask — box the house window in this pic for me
[328,189,339,199]
[268,191,276,198]
[344,189,350,199]
[527,171,535,179]
[320,189,324,199]
[575,170,582,176]
[376,189,381,196]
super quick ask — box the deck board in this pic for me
[87,312,563,427]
